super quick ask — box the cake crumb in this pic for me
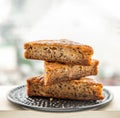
[50,98,53,101]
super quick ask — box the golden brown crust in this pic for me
[24,39,93,53]
[27,75,104,100]
[24,39,93,65]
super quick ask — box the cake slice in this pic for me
[44,59,99,85]
[24,39,93,65]
[27,75,104,100]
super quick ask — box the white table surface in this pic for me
[0,86,120,111]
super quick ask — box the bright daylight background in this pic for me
[0,0,120,85]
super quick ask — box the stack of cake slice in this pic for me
[24,39,104,100]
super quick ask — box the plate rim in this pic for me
[7,85,113,112]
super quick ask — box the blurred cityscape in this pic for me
[0,0,120,85]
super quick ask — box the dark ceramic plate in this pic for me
[7,85,113,112]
